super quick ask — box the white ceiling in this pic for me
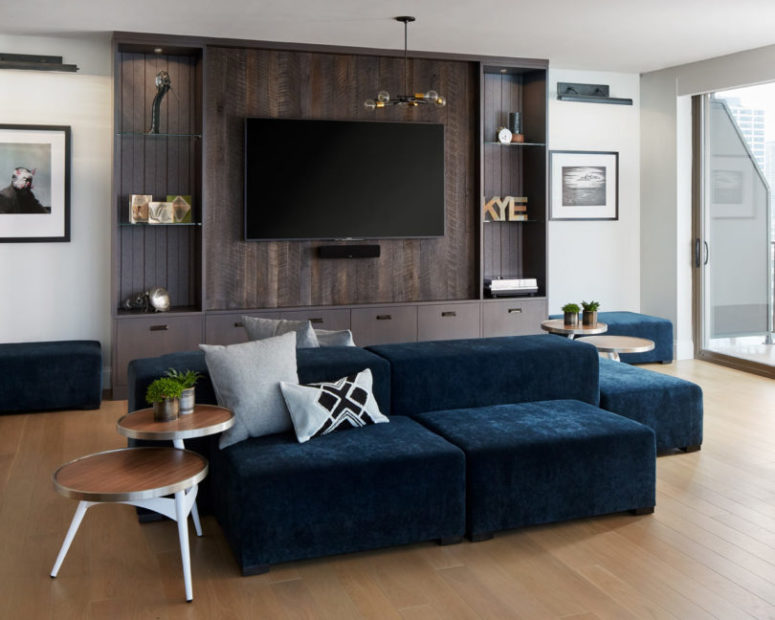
[9,0,775,73]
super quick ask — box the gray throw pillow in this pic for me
[314,328,356,347]
[280,368,388,443]
[242,315,320,349]
[200,332,299,449]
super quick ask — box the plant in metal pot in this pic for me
[581,300,600,327]
[165,368,202,415]
[561,303,580,327]
[146,377,183,421]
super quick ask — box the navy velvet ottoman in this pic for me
[210,416,466,574]
[0,340,102,413]
[598,358,703,452]
[415,400,656,539]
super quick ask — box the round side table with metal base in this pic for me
[576,335,655,362]
[541,319,608,339]
[51,447,208,602]
[116,404,234,537]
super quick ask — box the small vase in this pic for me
[180,387,195,415]
[153,397,179,422]
[563,311,579,327]
[582,310,598,327]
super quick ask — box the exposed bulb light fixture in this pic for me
[364,16,446,110]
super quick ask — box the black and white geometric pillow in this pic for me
[280,368,388,443]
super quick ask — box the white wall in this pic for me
[547,68,641,316]
[0,34,113,380]
[641,41,775,359]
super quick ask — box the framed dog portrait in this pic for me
[0,124,71,242]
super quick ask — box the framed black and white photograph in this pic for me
[0,124,71,242]
[711,155,754,218]
[549,150,618,221]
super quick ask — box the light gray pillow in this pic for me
[200,332,299,449]
[280,368,388,443]
[242,315,320,349]
[314,328,356,347]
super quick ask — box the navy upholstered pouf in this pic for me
[549,311,673,363]
[0,340,102,413]
[415,400,656,539]
[209,416,466,574]
[598,358,703,452]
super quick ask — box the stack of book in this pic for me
[484,277,538,297]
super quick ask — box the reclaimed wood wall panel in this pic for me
[204,46,478,310]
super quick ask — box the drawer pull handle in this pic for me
[233,321,244,328]
[441,311,457,318]
[376,314,392,321]
[508,308,523,314]
[309,318,324,324]
[150,324,168,331]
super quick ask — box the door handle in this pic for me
[703,241,709,265]
[695,238,701,268]
[150,324,168,332]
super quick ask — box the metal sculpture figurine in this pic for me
[121,287,171,312]
[149,70,172,134]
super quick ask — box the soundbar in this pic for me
[318,244,381,259]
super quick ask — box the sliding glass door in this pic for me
[695,91,774,372]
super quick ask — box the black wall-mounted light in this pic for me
[0,53,78,72]
[557,82,631,105]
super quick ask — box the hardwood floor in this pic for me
[1,360,774,619]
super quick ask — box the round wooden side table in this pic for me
[51,447,208,602]
[116,404,234,537]
[541,319,608,339]
[576,335,655,362]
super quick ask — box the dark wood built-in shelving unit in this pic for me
[110,33,548,399]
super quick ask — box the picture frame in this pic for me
[710,155,755,218]
[549,150,618,221]
[0,124,71,242]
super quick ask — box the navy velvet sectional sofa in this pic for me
[126,334,682,575]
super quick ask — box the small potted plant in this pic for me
[165,368,202,415]
[581,300,600,327]
[561,303,580,327]
[146,377,183,422]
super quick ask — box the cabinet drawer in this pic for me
[278,308,350,331]
[418,302,481,341]
[205,311,280,345]
[350,306,418,346]
[481,299,546,337]
[115,315,203,392]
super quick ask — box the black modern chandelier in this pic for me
[364,16,446,110]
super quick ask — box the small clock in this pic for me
[497,127,513,144]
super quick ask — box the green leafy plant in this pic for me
[581,300,600,312]
[561,303,580,314]
[146,377,184,404]
[164,368,202,389]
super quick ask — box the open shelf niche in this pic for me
[481,64,547,299]
[113,43,203,315]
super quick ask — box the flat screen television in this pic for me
[244,118,445,240]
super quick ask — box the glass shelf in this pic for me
[486,141,545,147]
[483,220,541,223]
[116,131,202,138]
[119,222,201,227]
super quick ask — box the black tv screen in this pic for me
[244,118,445,240]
